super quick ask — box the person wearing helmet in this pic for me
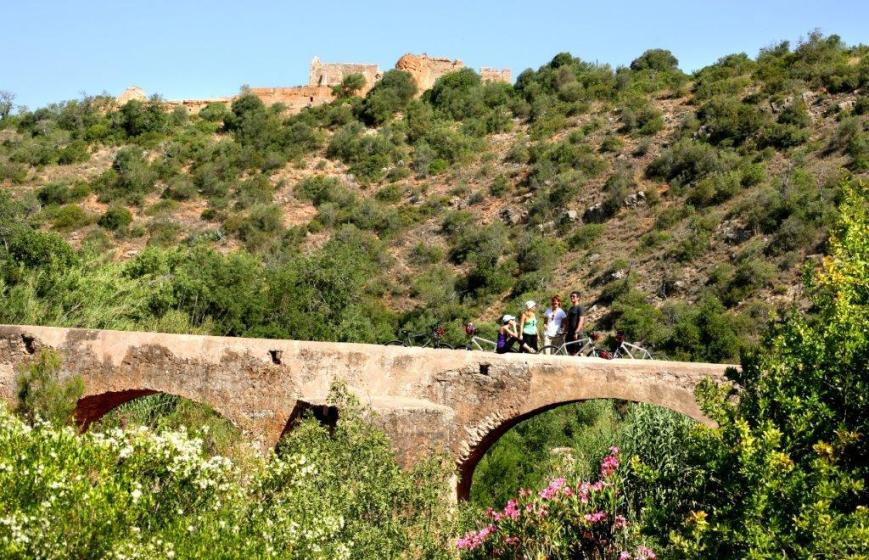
[519,300,539,353]
[496,315,521,354]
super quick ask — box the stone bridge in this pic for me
[0,325,734,498]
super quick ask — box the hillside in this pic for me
[1,31,867,362]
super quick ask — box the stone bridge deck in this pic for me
[0,324,735,498]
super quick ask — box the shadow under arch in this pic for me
[74,389,240,433]
[456,398,705,501]
[274,400,340,452]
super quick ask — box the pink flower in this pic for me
[600,453,620,477]
[503,499,520,520]
[505,536,519,545]
[539,478,566,500]
[619,552,632,560]
[455,525,498,550]
[614,515,628,529]
[584,511,608,524]
[562,486,573,497]
[609,446,620,455]
[635,545,657,559]
[578,482,590,503]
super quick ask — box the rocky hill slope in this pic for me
[1,32,866,361]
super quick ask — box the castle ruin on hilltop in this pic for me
[117,54,511,114]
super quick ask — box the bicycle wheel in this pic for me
[539,345,563,356]
[385,340,406,346]
[436,342,455,350]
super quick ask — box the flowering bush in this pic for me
[0,386,456,559]
[458,447,656,559]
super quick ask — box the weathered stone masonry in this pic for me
[120,53,513,116]
[0,325,733,498]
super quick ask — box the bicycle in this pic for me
[463,323,524,353]
[540,332,599,357]
[607,333,654,359]
[386,325,454,349]
[541,332,655,359]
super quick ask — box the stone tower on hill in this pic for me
[308,57,382,95]
[395,53,465,94]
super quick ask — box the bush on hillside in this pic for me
[360,70,417,125]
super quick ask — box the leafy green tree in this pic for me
[0,90,14,120]
[98,206,133,232]
[360,70,417,125]
[116,99,167,137]
[661,181,868,558]
[630,49,680,73]
[332,73,366,98]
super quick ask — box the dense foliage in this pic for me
[0,386,455,559]
[459,448,657,559]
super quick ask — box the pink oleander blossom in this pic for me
[635,545,657,559]
[614,515,628,529]
[539,477,566,500]
[619,552,632,560]
[584,511,608,524]
[600,452,620,478]
[503,499,520,520]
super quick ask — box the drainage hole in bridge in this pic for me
[479,364,490,376]
[269,350,283,365]
[21,335,36,354]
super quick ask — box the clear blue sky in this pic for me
[3,0,867,109]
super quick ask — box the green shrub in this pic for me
[697,95,769,146]
[661,180,867,558]
[360,70,417,125]
[568,223,605,250]
[515,234,564,274]
[198,102,228,122]
[4,226,76,268]
[647,140,730,187]
[51,204,93,230]
[15,349,83,426]
[620,102,664,136]
[98,206,133,231]
[600,134,623,153]
[146,219,181,246]
[409,242,445,265]
[687,171,741,207]
[332,73,367,98]
[630,49,680,72]
[56,140,90,165]
[428,68,486,120]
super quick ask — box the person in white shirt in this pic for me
[542,295,567,354]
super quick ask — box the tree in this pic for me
[0,90,14,120]
[332,73,366,98]
[630,49,680,73]
[360,70,417,125]
[661,180,868,558]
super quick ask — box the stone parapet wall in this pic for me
[309,57,381,95]
[117,53,512,114]
[480,67,512,84]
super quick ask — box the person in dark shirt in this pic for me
[565,290,585,355]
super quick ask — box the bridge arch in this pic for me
[450,356,722,500]
[454,396,707,500]
[74,388,244,434]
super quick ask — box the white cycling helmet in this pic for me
[501,314,516,324]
